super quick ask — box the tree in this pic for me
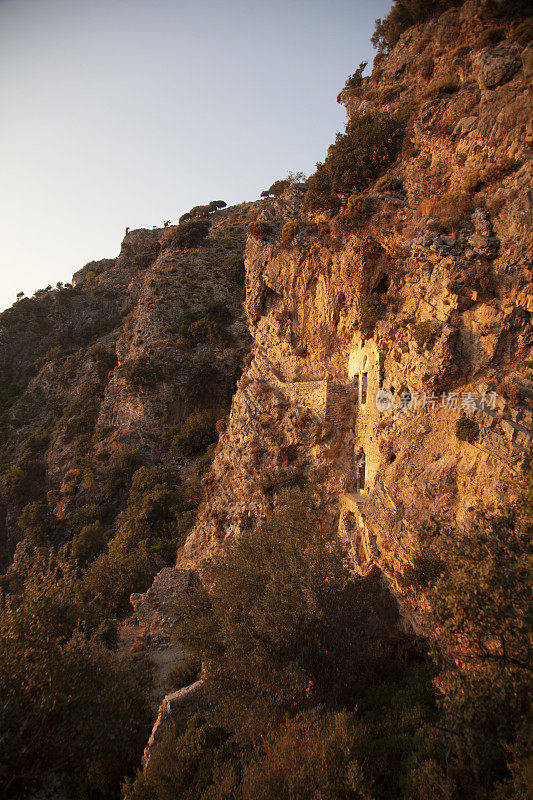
[406,470,533,797]
[173,488,391,743]
[0,556,152,798]
[18,500,59,548]
[304,111,407,211]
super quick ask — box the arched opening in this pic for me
[356,449,366,493]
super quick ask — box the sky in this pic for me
[0,0,391,311]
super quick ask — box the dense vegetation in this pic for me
[372,0,532,52]
[304,111,407,211]
[125,488,437,799]
[123,473,532,800]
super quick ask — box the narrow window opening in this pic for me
[356,450,366,493]
[361,373,368,404]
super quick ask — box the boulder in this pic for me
[472,44,521,89]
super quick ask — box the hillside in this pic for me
[0,1,531,798]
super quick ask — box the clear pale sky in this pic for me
[0,0,391,311]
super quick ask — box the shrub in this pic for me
[409,474,533,797]
[424,191,473,232]
[208,200,226,212]
[173,489,395,742]
[462,171,483,194]
[81,545,158,617]
[18,500,59,549]
[337,61,367,101]
[304,111,407,211]
[360,294,385,336]
[425,74,459,97]
[223,253,245,282]
[513,17,533,47]
[344,194,375,221]
[247,219,272,239]
[372,1,462,52]
[255,469,307,497]
[185,360,223,404]
[120,354,163,392]
[280,220,298,245]
[122,716,235,800]
[5,457,46,508]
[177,303,232,347]
[159,220,209,250]
[166,656,201,691]
[268,179,289,197]
[70,522,108,566]
[475,26,505,49]
[172,410,224,456]
[0,557,151,798]
[103,449,143,493]
[377,82,405,104]
[374,173,403,192]
[413,321,438,349]
[455,415,480,442]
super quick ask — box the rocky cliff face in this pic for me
[176,0,532,614]
[0,202,258,567]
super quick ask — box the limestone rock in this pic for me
[472,43,522,89]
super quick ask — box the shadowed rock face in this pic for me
[175,0,533,618]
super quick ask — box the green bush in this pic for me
[377,82,405,104]
[475,26,505,49]
[360,294,385,336]
[173,489,396,742]
[159,220,209,250]
[455,415,480,442]
[122,715,234,800]
[372,1,462,52]
[255,469,307,497]
[5,457,46,508]
[0,557,151,798]
[103,448,144,493]
[338,61,367,99]
[81,545,158,618]
[268,179,290,197]
[281,220,298,245]
[304,111,407,211]
[185,359,223,404]
[247,219,272,239]
[413,321,438,349]
[374,172,403,192]
[513,16,533,47]
[70,522,108,566]
[18,500,59,549]
[172,410,223,456]
[223,253,245,282]
[425,74,459,97]
[408,473,533,797]
[177,303,232,347]
[120,354,163,392]
[462,171,483,194]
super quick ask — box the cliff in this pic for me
[175,0,532,616]
[0,202,259,569]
